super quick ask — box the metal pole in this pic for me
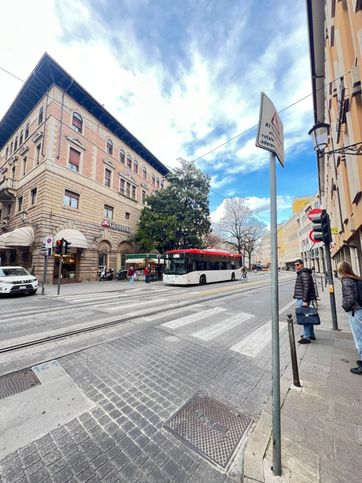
[323,244,339,330]
[287,314,301,387]
[57,256,62,296]
[270,152,281,476]
[41,251,49,295]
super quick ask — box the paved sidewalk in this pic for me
[244,280,362,482]
[42,279,164,296]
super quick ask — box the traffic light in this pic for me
[309,209,332,245]
[63,239,71,254]
[55,238,64,256]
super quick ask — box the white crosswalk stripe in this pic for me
[162,307,227,329]
[191,312,254,341]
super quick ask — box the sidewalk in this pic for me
[244,281,362,483]
[42,279,164,296]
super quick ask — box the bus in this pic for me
[163,249,242,285]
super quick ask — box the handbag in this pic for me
[295,306,321,325]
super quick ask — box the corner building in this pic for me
[0,54,169,282]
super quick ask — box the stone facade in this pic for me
[0,56,168,283]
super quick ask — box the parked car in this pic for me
[0,266,38,295]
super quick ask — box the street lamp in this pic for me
[309,122,362,156]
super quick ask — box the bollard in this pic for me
[287,313,301,388]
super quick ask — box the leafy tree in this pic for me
[135,159,211,252]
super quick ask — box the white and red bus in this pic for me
[163,249,242,285]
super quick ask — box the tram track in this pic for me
[0,277,293,355]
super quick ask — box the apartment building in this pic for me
[0,54,169,282]
[307,0,362,275]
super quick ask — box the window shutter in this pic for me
[69,148,80,165]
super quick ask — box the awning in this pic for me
[0,232,10,249]
[4,226,34,247]
[54,229,88,249]
[126,258,163,264]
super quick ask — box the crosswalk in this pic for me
[158,300,296,359]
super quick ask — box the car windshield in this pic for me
[0,268,30,277]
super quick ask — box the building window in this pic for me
[156,177,160,188]
[120,178,125,194]
[36,144,41,164]
[142,167,147,179]
[126,182,131,198]
[125,212,130,220]
[72,112,83,133]
[142,190,146,204]
[104,205,114,219]
[152,174,155,186]
[19,130,23,145]
[22,157,27,176]
[120,149,125,164]
[69,147,80,172]
[25,123,29,139]
[106,139,113,155]
[161,182,164,189]
[12,166,16,179]
[18,196,23,212]
[10,142,13,155]
[5,147,8,159]
[14,137,18,152]
[127,156,132,169]
[64,190,79,209]
[38,106,44,125]
[31,187,37,205]
[131,185,136,199]
[133,159,138,173]
[105,168,112,187]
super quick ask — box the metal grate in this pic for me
[0,368,41,400]
[164,394,252,468]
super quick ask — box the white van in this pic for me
[0,266,38,295]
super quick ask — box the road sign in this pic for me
[307,208,322,222]
[256,92,285,166]
[331,227,338,234]
[44,236,53,249]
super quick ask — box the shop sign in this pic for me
[102,220,131,233]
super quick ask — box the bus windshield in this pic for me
[164,253,187,274]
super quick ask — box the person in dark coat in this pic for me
[337,261,362,375]
[293,259,317,344]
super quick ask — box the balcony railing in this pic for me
[0,178,18,201]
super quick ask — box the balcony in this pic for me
[0,178,18,202]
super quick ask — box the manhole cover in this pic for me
[164,394,252,468]
[0,368,41,400]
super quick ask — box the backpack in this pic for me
[356,280,362,305]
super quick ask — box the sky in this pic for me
[0,0,318,226]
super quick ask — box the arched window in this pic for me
[5,146,9,159]
[14,137,18,152]
[126,155,132,169]
[156,177,160,188]
[25,123,29,139]
[106,139,113,155]
[19,130,24,146]
[152,174,155,186]
[38,106,44,125]
[72,112,83,133]
[142,167,147,180]
[10,142,13,155]
[119,149,125,164]
[133,159,138,173]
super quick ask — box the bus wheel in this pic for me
[231,272,235,281]
[199,275,206,285]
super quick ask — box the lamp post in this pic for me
[309,122,362,156]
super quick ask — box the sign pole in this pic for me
[57,256,62,296]
[323,243,339,330]
[41,250,49,295]
[270,152,281,476]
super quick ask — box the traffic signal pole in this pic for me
[57,256,63,295]
[323,243,339,331]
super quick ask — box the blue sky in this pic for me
[0,0,318,225]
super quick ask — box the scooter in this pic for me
[116,270,128,280]
[99,268,114,281]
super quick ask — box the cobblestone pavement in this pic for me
[0,279,296,482]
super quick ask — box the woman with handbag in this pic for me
[293,259,318,344]
[336,261,362,375]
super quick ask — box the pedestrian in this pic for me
[127,266,135,287]
[144,265,150,283]
[336,261,362,375]
[293,259,317,344]
[241,266,247,282]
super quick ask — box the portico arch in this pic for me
[117,241,134,270]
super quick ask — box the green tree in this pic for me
[135,159,211,252]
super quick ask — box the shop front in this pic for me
[125,253,164,281]
[52,228,88,283]
[0,226,34,270]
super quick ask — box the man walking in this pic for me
[293,259,317,344]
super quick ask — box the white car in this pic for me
[0,266,38,295]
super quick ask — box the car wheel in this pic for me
[199,275,206,285]
[231,272,235,281]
